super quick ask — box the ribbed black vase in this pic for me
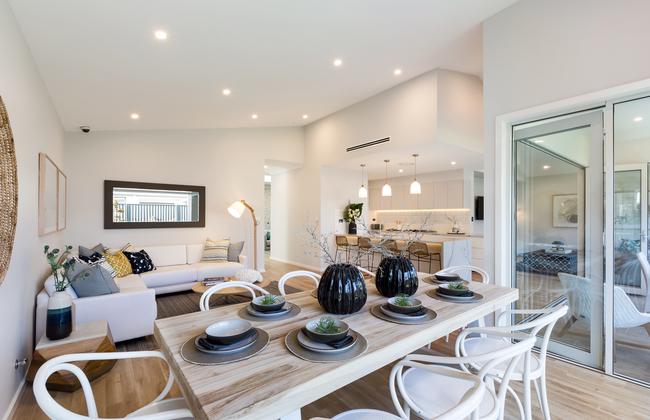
[317,263,367,314]
[375,256,418,297]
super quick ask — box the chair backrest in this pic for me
[335,235,349,246]
[393,333,535,420]
[356,266,375,278]
[407,241,428,255]
[437,265,489,284]
[613,286,649,328]
[278,270,321,296]
[357,237,372,249]
[637,252,650,312]
[199,281,268,311]
[33,351,191,419]
[383,239,398,252]
[558,272,593,320]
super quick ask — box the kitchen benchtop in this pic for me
[338,232,483,239]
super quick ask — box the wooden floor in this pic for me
[11,257,650,419]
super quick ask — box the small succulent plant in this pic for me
[260,294,279,305]
[448,282,467,290]
[314,317,341,334]
[394,294,413,307]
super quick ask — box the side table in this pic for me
[27,320,117,392]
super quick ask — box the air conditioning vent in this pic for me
[346,137,390,152]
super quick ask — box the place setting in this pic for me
[285,317,368,363]
[180,319,270,365]
[238,293,301,321]
[421,271,470,286]
[369,294,437,325]
[426,281,484,303]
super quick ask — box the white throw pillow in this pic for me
[201,238,230,262]
[43,273,78,299]
[235,269,263,284]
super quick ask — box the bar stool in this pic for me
[357,237,375,271]
[335,235,356,263]
[407,241,441,274]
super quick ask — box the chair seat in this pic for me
[462,337,542,379]
[402,366,497,420]
[331,408,402,420]
[127,398,192,419]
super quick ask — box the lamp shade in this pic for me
[409,180,421,195]
[358,186,368,198]
[381,183,392,197]
[227,200,246,218]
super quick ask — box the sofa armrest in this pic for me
[239,254,248,267]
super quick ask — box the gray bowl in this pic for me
[387,297,423,314]
[438,283,471,296]
[251,295,286,312]
[304,318,349,343]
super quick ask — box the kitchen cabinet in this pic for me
[370,178,465,211]
[446,179,464,208]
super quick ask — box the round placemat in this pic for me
[285,328,368,363]
[369,304,437,325]
[180,328,269,365]
[425,289,484,303]
[421,276,469,286]
[238,302,301,321]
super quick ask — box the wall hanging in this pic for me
[38,153,67,235]
[0,96,18,285]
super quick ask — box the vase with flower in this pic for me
[44,245,77,340]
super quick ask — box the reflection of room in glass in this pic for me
[112,187,200,223]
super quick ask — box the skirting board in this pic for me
[2,377,25,420]
[268,257,321,273]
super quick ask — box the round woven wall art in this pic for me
[0,96,18,285]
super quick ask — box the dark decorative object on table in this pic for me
[375,256,418,297]
[317,263,367,314]
[43,245,76,340]
[348,221,357,235]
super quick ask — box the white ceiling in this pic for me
[9,0,517,131]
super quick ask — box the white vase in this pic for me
[46,291,73,340]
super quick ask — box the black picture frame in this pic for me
[104,180,206,229]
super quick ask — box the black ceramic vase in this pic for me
[317,263,367,314]
[375,256,418,297]
[348,221,357,234]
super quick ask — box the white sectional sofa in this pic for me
[35,244,247,342]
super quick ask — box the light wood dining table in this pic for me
[154,277,518,420]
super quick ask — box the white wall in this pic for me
[0,0,65,415]
[64,128,303,271]
[483,0,650,277]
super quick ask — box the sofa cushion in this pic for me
[78,243,107,258]
[135,245,187,267]
[186,244,203,264]
[69,265,119,298]
[104,252,133,277]
[123,250,156,274]
[139,265,198,288]
[228,241,245,262]
[201,239,230,262]
[115,274,148,292]
[192,261,244,280]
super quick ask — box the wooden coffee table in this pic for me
[191,276,271,295]
[27,320,117,392]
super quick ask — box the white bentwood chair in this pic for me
[278,270,321,296]
[33,351,192,419]
[199,280,268,311]
[331,332,535,420]
[456,305,569,420]
[636,252,650,312]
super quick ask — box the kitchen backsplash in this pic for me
[370,209,471,234]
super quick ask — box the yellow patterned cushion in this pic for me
[104,252,133,277]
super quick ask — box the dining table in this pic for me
[154,274,518,420]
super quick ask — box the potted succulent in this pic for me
[43,245,77,340]
[343,203,363,235]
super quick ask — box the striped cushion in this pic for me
[201,239,230,262]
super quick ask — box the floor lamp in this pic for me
[228,200,258,270]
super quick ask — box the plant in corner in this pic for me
[343,202,363,235]
[44,245,77,340]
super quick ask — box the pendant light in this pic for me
[358,164,368,198]
[381,159,392,197]
[409,153,421,195]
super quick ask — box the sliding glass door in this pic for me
[512,110,604,368]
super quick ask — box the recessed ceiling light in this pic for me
[398,168,404,173]
[130,113,140,120]
[333,58,343,67]
[393,68,402,76]
[154,30,168,41]
[302,114,309,120]
[451,161,457,165]
[222,88,231,96]
[251,114,258,120]
[533,139,544,143]
[543,165,551,170]
[634,116,644,122]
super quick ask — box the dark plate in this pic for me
[195,330,258,354]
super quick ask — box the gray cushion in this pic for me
[228,241,244,262]
[69,264,119,298]
[79,243,107,258]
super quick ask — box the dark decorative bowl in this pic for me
[387,297,423,314]
[438,283,471,296]
[317,263,367,314]
[434,273,462,282]
[250,295,286,312]
[304,318,349,343]
[205,319,253,345]
[375,256,418,297]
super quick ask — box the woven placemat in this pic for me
[425,289,484,304]
[285,328,368,363]
[237,302,301,321]
[369,304,437,325]
[0,97,17,285]
[180,328,269,365]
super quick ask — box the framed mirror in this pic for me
[104,180,205,229]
